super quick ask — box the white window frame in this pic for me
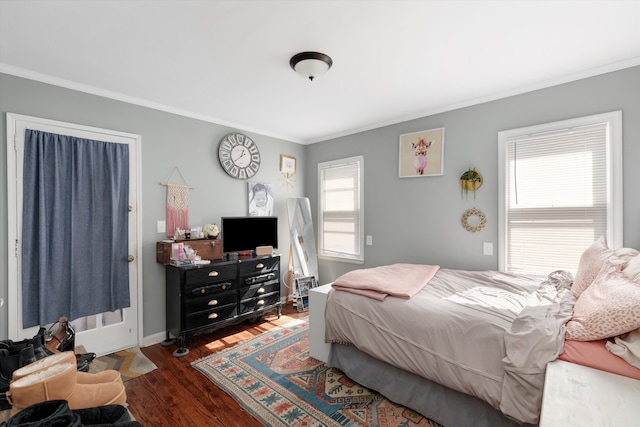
[498,111,623,276]
[317,156,364,264]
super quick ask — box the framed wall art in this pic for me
[398,127,445,178]
[248,182,274,216]
[280,155,296,174]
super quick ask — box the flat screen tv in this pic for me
[221,216,278,253]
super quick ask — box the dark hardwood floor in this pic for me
[125,304,306,426]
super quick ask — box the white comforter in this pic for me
[324,268,575,424]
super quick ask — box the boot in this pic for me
[0,345,36,411]
[45,317,75,354]
[12,351,123,386]
[3,400,141,427]
[1,328,52,362]
[36,324,87,372]
[6,362,126,416]
[2,399,82,426]
[74,404,143,426]
[0,327,87,373]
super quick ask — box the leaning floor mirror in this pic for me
[286,197,319,299]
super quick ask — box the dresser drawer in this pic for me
[184,263,236,286]
[187,281,234,297]
[243,271,278,286]
[239,292,280,315]
[239,281,279,301]
[184,303,237,331]
[238,256,279,277]
[184,289,237,312]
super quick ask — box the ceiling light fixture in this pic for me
[289,52,333,81]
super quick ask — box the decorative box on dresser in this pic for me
[163,253,282,357]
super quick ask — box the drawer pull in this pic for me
[221,284,227,290]
[257,299,265,306]
[268,273,275,280]
[208,313,218,319]
[255,263,264,269]
[248,277,256,284]
[257,287,265,294]
[200,289,206,294]
[208,299,218,306]
[208,271,219,277]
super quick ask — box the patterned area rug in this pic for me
[79,346,157,382]
[193,318,442,427]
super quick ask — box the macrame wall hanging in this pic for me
[161,168,194,238]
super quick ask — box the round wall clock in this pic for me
[218,133,261,179]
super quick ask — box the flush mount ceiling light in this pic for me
[289,52,333,81]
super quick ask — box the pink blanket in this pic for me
[331,263,440,301]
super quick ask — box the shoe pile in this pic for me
[1,323,96,411]
[1,320,135,426]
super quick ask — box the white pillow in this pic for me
[614,247,640,265]
[624,254,640,284]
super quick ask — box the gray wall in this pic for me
[1,66,639,342]
[0,73,306,340]
[307,66,640,284]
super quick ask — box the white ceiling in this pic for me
[1,0,639,144]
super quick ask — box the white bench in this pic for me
[308,283,332,363]
[540,359,640,426]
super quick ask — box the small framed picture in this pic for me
[280,155,297,174]
[295,276,317,312]
[399,127,445,178]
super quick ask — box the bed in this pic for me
[315,237,640,427]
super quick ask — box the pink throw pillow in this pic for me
[571,236,621,298]
[565,263,640,341]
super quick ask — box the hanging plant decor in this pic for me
[460,168,483,200]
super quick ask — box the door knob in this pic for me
[127,255,134,262]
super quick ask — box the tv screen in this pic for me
[222,216,278,253]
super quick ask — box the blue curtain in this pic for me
[21,129,130,328]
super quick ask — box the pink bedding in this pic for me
[559,339,640,380]
[331,263,440,301]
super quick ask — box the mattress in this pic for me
[560,339,640,380]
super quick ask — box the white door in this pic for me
[6,113,143,356]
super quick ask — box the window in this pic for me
[318,156,364,264]
[498,111,622,277]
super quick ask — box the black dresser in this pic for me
[164,254,281,356]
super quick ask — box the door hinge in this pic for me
[15,239,19,258]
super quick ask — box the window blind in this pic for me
[318,157,363,262]
[505,123,608,276]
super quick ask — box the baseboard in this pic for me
[143,331,168,347]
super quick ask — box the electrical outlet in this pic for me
[366,235,373,246]
[157,220,166,233]
[483,242,493,256]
